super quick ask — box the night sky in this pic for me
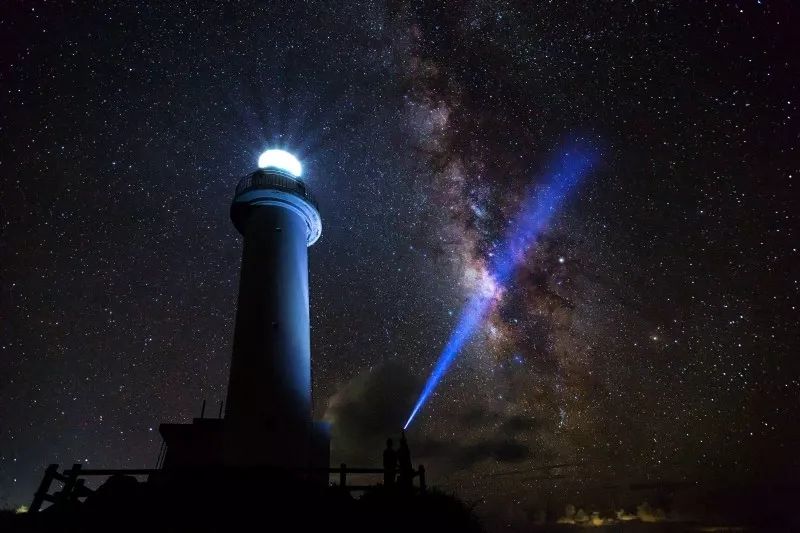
[1,0,798,526]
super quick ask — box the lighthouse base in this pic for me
[158,419,330,480]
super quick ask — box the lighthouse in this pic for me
[159,150,328,470]
[225,149,322,465]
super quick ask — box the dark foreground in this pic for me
[1,470,482,533]
[3,470,797,532]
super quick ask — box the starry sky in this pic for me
[1,0,798,526]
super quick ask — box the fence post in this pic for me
[30,464,59,512]
[73,479,89,501]
[155,440,167,469]
[59,463,82,505]
[339,463,347,488]
[418,465,426,493]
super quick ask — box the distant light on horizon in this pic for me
[258,149,302,177]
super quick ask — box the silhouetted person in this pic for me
[383,438,398,487]
[397,429,413,489]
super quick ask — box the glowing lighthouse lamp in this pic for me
[257,149,303,177]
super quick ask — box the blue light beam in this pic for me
[404,143,598,429]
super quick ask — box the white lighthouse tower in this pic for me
[160,150,328,471]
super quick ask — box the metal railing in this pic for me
[234,170,318,211]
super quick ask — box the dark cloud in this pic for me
[416,437,532,469]
[324,361,421,464]
[499,415,539,434]
[325,365,537,470]
[456,439,532,467]
[458,407,500,426]
[459,408,539,433]
[456,407,540,437]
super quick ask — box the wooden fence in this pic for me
[29,462,426,512]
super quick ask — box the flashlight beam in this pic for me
[404,143,597,429]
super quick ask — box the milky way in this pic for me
[1,1,798,526]
[404,143,598,429]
